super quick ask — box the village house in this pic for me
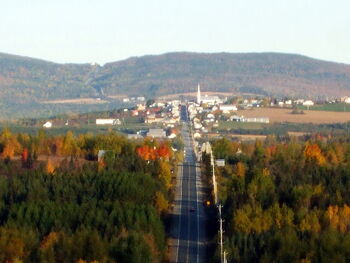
[43,121,52,128]
[219,104,238,113]
[96,119,121,125]
[144,114,165,124]
[147,129,166,138]
[303,100,314,106]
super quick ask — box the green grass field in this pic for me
[0,121,164,136]
[298,103,350,112]
[217,121,267,130]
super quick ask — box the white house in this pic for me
[243,117,270,123]
[344,97,350,104]
[147,129,166,138]
[193,132,201,139]
[43,121,52,128]
[215,159,225,167]
[168,133,177,139]
[194,122,203,129]
[96,119,121,125]
[201,95,222,105]
[207,113,215,119]
[127,134,143,140]
[303,100,314,106]
[219,105,238,112]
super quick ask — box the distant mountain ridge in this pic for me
[1,51,350,119]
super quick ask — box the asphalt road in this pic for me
[170,105,206,263]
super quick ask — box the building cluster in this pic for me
[271,99,314,107]
[188,84,270,138]
[130,100,182,127]
[340,96,350,104]
[122,96,145,103]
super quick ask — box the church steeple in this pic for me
[197,83,201,104]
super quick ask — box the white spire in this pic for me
[197,83,201,104]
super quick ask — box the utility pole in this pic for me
[207,142,226,262]
[211,151,218,205]
[219,204,224,263]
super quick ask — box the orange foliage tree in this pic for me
[46,159,55,174]
[303,143,326,166]
[136,143,172,161]
[40,232,59,250]
[156,143,172,159]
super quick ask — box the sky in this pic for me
[1,0,349,64]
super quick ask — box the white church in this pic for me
[196,84,222,105]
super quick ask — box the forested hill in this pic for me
[102,52,350,98]
[1,51,350,118]
[0,52,94,102]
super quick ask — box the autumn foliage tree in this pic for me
[209,136,350,262]
[0,131,172,262]
[136,143,172,161]
[303,143,326,165]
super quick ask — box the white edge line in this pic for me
[176,163,183,263]
[196,163,200,263]
[186,163,191,263]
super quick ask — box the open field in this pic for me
[206,133,267,141]
[237,108,350,124]
[41,98,109,104]
[0,121,164,136]
[218,121,266,130]
[298,103,350,112]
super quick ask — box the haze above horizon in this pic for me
[1,0,349,64]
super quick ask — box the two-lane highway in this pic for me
[170,105,207,263]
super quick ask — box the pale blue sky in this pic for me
[1,0,349,64]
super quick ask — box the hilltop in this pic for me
[1,51,350,119]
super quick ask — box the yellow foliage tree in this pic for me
[155,191,168,214]
[326,204,350,233]
[3,237,25,262]
[233,204,272,234]
[234,162,246,177]
[326,149,339,166]
[299,211,321,233]
[233,207,252,234]
[1,136,21,159]
[158,161,172,189]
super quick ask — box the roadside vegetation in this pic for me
[0,128,181,263]
[205,136,350,262]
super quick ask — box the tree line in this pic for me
[206,135,350,262]
[0,128,177,263]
